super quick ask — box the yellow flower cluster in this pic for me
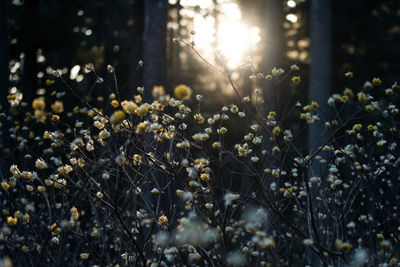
[174,84,192,100]
[110,110,126,125]
[32,97,46,110]
[51,100,64,113]
[152,85,165,98]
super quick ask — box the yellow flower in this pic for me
[93,120,105,129]
[99,129,111,139]
[51,226,61,236]
[152,85,165,98]
[85,63,94,72]
[21,213,29,224]
[107,64,114,73]
[200,173,210,182]
[91,228,99,237]
[176,189,184,197]
[174,84,192,100]
[111,99,119,108]
[35,158,48,169]
[271,67,284,76]
[158,214,168,224]
[80,253,89,260]
[291,76,301,85]
[290,64,300,71]
[110,110,126,125]
[53,179,66,189]
[343,87,354,98]
[364,105,374,112]
[357,92,368,104]
[1,181,10,191]
[340,95,349,103]
[212,142,221,149]
[34,109,47,123]
[134,95,142,104]
[268,111,276,120]
[344,71,353,78]
[51,101,64,113]
[385,88,394,95]
[21,245,30,253]
[22,171,32,179]
[7,94,16,101]
[132,154,142,166]
[57,165,73,175]
[87,108,100,117]
[352,124,362,131]
[367,124,376,131]
[32,97,46,110]
[205,203,213,209]
[121,100,138,114]
[70,206,79,221]
[310,101,319,110]
[194,113,205,124]
[37,186,46,192]
[151,188,161,194]
[136,122,149,134]
[272,126,281,136]
[7,216,18,226]
[217,127,227,135]
[46,79,55,86]
[192,132,209,141]
[137,86,144,94]
[280,187,293,195]
[136,104,149,116]
[260,237,275,249]
[173,36,181,43]
[300,113,310,120]
[335,239,352,253]
[372,77,382,86]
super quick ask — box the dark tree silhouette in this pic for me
[143,0,167,101]
[263,0,283,111]
[21,0,39,103]
[0,0,8,111]
[308,0,332,161]
[129,0,145,95]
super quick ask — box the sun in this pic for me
[217,21,260,68]
[191,1,260,68]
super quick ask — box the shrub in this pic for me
[0,45,400,266]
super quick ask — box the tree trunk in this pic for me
[307,1,332,263]
[175,0,182,74]
[129,0,144,96]
[142,2,168,256]
[143,0,167,102]
[0,0,9,175]
[308,0,332,159]
[104,0,115,72]
[263,0,283,112]
[21,0,39,103]
[0,0,8,110]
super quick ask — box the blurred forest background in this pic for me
[1,0,400,140]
